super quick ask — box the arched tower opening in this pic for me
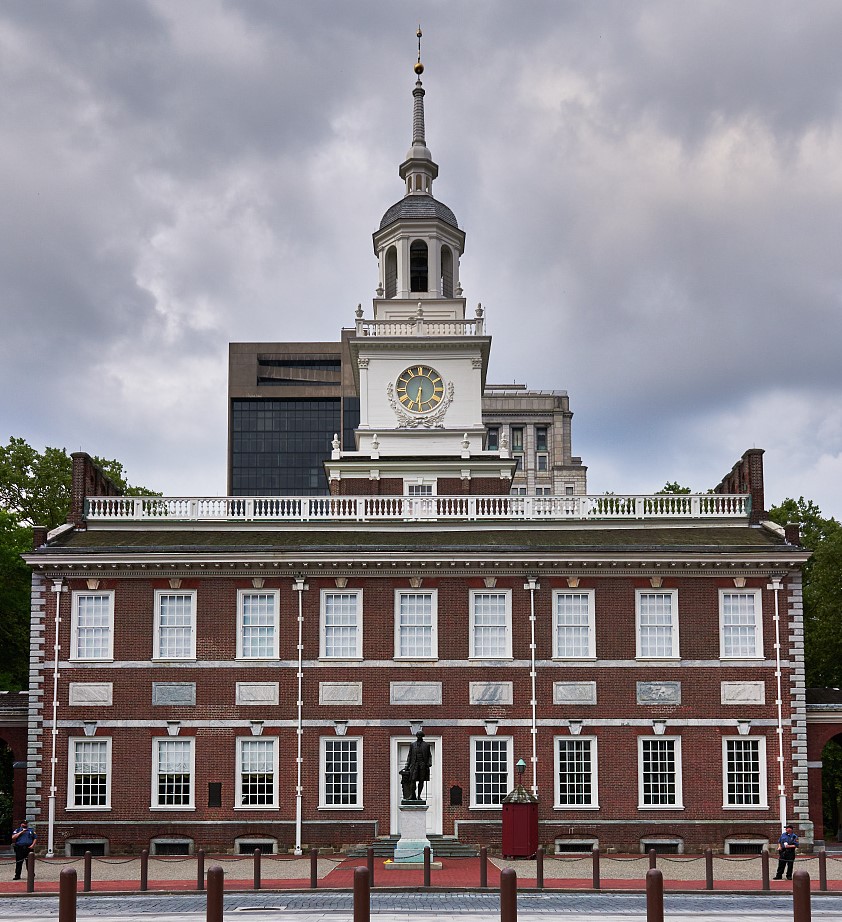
[441,245,453,298]
[410,240,428,293]
[384,246,398,299]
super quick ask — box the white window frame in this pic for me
[722,736,768,809]
[394,589,438,660]
[552,589,596,660]
[319,736,364,810]
[151,737,196,810]
[153,590,197,660]
[719,589,764,660]
[635,589,680,660]
[405,478,437,496]
[320,589,363,659]
[536,453,548,472]
[469,589,512,659]
[67,737,112,811]
[637,736,684,810]
[236,590,279,660]
[235,737,279,810]
[470,735,513,809]
[70,591,114,661]
[554,735,599,809]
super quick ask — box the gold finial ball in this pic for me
[414,61,424,75]
[417,27,422,38]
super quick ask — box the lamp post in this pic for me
[516,759,526,789]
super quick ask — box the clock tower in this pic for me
[326,32,515,496]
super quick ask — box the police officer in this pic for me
[774,824,799,880]
[11,820,36,880]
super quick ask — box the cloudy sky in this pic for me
[2,1,841,518]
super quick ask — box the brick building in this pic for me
[22,51,816,858]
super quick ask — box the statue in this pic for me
[401,729,432,802]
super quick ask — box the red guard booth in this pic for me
[501,764,538,858]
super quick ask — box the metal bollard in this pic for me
[792,869,811,922]
[761,848,770,891]
[648,847,657,870]
[353,867,370,922]
[310,847,319,889]
[58,867,77,922]
[592,846,601,890]
[140,849,148,892]
[480,846,488,888]
[424,846,431,887]
[819,849,827,892]
[197,849,205,892]
[645,868,664,922]
[705,848,713,890]
[83,851,92,893]
[206,865,224,922]
[500,867,517,922]
[253,847,261,890]
[26,852,35,893]
[536,845,544,890]
[367,846,375,888]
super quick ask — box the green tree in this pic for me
[656,481,692,495]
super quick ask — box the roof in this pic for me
[379,195,459,230]
[806,688,842,706]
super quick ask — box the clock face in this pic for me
[395,365,445,413]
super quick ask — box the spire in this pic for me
[400,26,438,197]
[412,26,426,147]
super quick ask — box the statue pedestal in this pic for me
[389,803,441,868]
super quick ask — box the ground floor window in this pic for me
[471,736,512,807]
[321,737,363,808]
[237,738,277,808]
[638,737,683,808]
[555,737,598,808]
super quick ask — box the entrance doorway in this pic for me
[390,736,442,835]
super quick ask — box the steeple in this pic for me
[400,27,439,197]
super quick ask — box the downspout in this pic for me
[769,575,787,831]
[293,577,308,856]
[46,578,66,858]
[525,576,539,796]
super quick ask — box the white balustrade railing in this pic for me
[355,317,483,337]
[85,493,750,523]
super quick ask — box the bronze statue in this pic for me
[401,729,432,802]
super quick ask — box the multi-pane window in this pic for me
[71,592,114,660]
[237,591,279,659]
[321,591,362,658]
[536,487,552,496]
[69,739,110,808]
[537,454,548,471]
[553,591,595,658]
[154,591,196,660]
[470,591,512,658]
[556,737,598,808]
[536,426,548,452]
[406,483,434,496]
[153,739,194,808]
[321,738,362,808]
[472,737,511,807]
[486,427,499,451]
[395,591,437,659]
[238,739,276,808]
[636,591,679,658]
[639,737,683,808]
[723,737,767,807]
[720,591,762,658]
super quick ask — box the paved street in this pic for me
[0,889,841,921]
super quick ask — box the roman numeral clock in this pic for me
[388,364,455,428]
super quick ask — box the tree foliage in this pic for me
[656,481,692,495]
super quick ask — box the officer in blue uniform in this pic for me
[774,824,798,880]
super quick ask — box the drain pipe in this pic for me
[769,575,787,831]
[292,577,308,856]
[525,576,540,796]
[46,578,66,858]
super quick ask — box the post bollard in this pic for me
[648,847,657,870]
[206,865,224,922]
[253,847,261,890]
[536,846,544,890]
[480,846,488,888]
[310,847,319,889]
[354,867,370,922]
[705,848,713,890]
[500,867,517,922]
[792,869,811,922]
[197,849,205,892]
[424,846,431,887]
[83,851,92,893]
[59,867,77,922]
[26,852,35,893]
[819,849,827,892]
[645,868,664,922]
[140,849,148,892]
[367,846,375,888]
[761,848,770,890]
[592,846,601,890]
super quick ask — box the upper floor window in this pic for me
[720,590,763,659]
[636,590,679,659]
[723,737,767,808]
[638,736,683,809]
[71,592,114,661]
[320,737,363,808]
[237,738,277,808]
[152,738,194,809]
[395,590,438,659]
[511,427,524,453]
[68,738,111,809]
[471,736,512,807]
[470,590,512,658]
[406,482,434,496]
[486,428,499,452]
[237,590,279,660]
[321,590,362,659]
[410,240,428,292]
[154,591,196,660]
[565,484,575,496]
[535,487,552,496]
[553,590,595,659]
[555,736,599,809]
[536,426,548,452]
[537,454,548,471]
